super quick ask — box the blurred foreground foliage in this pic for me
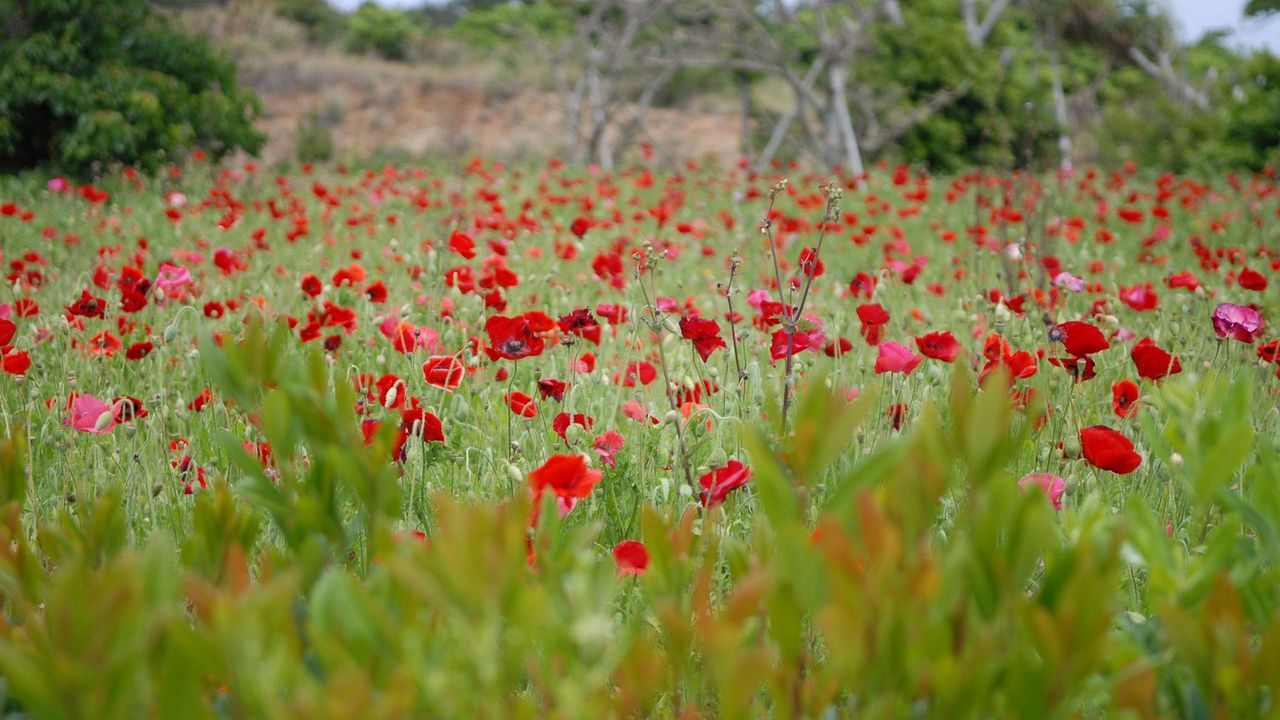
[0,322,1278,717]
[0,0,263,175]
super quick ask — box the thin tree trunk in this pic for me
[829,63,864,177]
[1047,37,1072,173]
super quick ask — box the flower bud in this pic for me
[94,410,115,433]
[163,323,178,343]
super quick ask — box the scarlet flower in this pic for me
[422,355,465,390]
[1,349,30,375]
[552,412,594,443]
[1119,284,1158,312]
[1211,303,1264,344]
[823,337,853,357]
[915,330,960,363]
[1131,338,1181,381]
[1238,267,1268,291]
[1080,426,1142,474]
[699,460,751,507]
[570,217,590,238]
[679,315,726,361]
[364,281,388,304]
[528,453,602,511]
[448,230,476,259]
[593,430,624,468]
[1112,380,1140,418]
[1047,356,1097,384]
[874,341,923,375]
[300,274,323,297]
[769,328,824,361]
[505,391,538,418]
[376,374,407,409]
[0,319,13,346]
[797,247,824,278]
[613,540,649,576]
[188,389,213,412]
[485,315,544,360]
[1049,321,1110,357]
[856,303,890,346]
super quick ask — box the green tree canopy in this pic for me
[0,0,264,175]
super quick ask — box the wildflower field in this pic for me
[1,158,1279,717]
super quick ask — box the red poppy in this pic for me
[679,315,726,361]
[856,303,890,345]
[422,355,465,390]
[557,308,602,345]
[1049,321,1110,357]
[188,389,213,412]
[552,412,594,442]
[528,453,602,502]
[593,430,624,468]
[0,319,14,346]
[1080,426,1142,474]
[699,461,751,507]
[1131,338,1182,381]
[1119,284,1158,312]
[364,281,388,304]
[797,247,824,278]
[537,378,568,401]
[1239,267,1268,291]
[65,289,106,319]
[1112,380,1140,418]
[300,274,323,297]
[485,315,544,360]
[823,337,854,357]
[915,330,961,363]
[505,391,537,418]
[376,374,407,409]
[1,349,30,375]
[448,230,476,259]
[613,540,649,576]
[570,217,590,238]
[1047,356,1097,383]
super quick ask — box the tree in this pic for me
[0,0,263,174]
[1245,0,1280,18]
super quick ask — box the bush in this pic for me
[344,3,418,62]
[0,0,264,175]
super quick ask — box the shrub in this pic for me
[344,3,418,62]
[0,0,264,175]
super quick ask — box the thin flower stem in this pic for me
[636,255,696,492]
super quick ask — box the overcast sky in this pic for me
[328,0,1278,51]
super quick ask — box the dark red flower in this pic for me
[570,217,590,238]
[1080,426,1141,474]
[65,289,105,319]
[552,412,594,443]
[448,230,476,259]
[300,274,323,297]
[537,378,568,401]
[125,341,153,360]
[1048,355,1097,383]
[557,308,602,345]
[679,315,726,362]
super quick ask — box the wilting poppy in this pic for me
[679,315,726,361]
[699,461,751,507]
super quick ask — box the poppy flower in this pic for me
[1048,356,1097,384]
[1211,303,1264,344]
[448,230,476,259]
[915,330,960,363]
[823,337,854,357]
[375,374,407,409]
[537,378,568,401]
[1,349,30,375]
[1018,472,1066,511]
[528,453,602,508]
[856,303,890,346]
[593,430,624,468]
[557,308,602,345]
[110,396,148,424]
[0,319,14,346]
[679,315,726,361]
[1238,268,1268,291]
[422,355,465,390]
[1119,284,1158,312]
[63,393,117,434]
[1131,338,1181,380]
[797,247,824,278]
[1080,426,1142,475]
[552,412,594,443]
[699,460,751,507]
[613,540,649,576]
[769,328,824,361]
[1112,380,1140,418]
[505,391,538,418]
[188,389,213,412]
[1049,321,1110,357]
[65,290,106,319]
[874,341,923,375]
[484,315,544,360]
[570,217,590,238]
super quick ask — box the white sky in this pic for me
[327,0,1278,51]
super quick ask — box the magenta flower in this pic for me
[1212,303,1264,344]
[1018,472,1066,511]
[154,262,194,298]
[874,341,923,376]
[63,394,117,434]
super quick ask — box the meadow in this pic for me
[0,157,1278,717]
